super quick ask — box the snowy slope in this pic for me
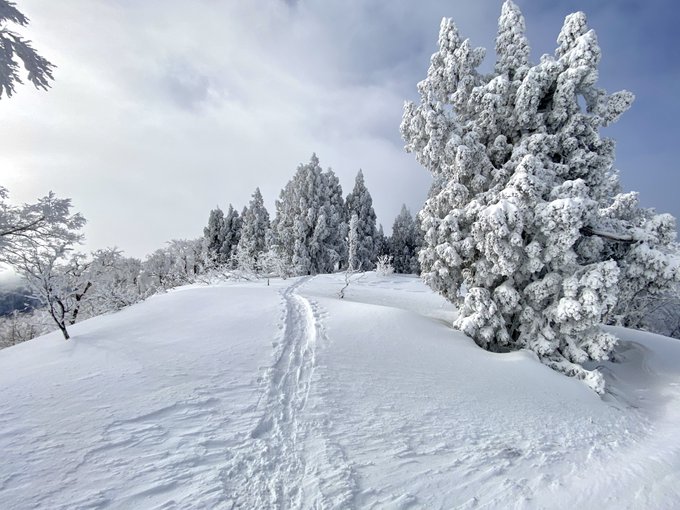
[1,274,679,509]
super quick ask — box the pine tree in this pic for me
[375,224,388,257]
[236,188,270,272]
[345,170,378,270]
[203,207,225,266]
[220,205,242,266]
[320,168,347,272]
[389,205,420,274]
[400,0,680,393]
[273,154,346,275]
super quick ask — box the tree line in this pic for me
[0,154,422,346]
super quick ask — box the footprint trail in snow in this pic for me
[223,276,356,509]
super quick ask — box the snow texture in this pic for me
[1,275,680,508]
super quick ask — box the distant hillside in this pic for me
[0,286,41,316]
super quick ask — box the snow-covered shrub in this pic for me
[401,0,680,393]
[0,308,52,349]
[376,255,395,276]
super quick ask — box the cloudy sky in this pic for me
[1,0,678,258]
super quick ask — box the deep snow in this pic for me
[1,274,679,509]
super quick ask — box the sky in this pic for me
[0,0,678,259]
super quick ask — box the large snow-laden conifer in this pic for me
[345,170,378,270]
[273,154,346,275]
[401,0,680,393]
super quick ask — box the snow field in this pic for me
[0,274,679,508]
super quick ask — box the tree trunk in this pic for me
[58,323,70,340]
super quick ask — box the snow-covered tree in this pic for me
[345,170,378,270]
[374,224,388,257]
[320,168,347,271]
[220,205,242,266]
[259,244,291,283]
[166,238,204,284]
[0,308,51,349]
[235,188,270,272]
[400,0,680,392]
[273,154,347,275]
[1,191,82,256]
[82,248,142,316]
[203,207,226,266]
[0,0,54,99]
[347,213,360,272]
[389,205,420,274]
[339,213,363,299]
[0,193,86,339]
[141,247,176,292]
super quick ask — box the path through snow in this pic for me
[222,276,356,508]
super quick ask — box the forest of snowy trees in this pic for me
[2,0,680,392]
[0,150,422,346]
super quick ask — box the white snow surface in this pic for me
[1,274,679,509]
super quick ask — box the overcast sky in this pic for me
[1,0,678,258]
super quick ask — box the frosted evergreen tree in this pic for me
[389,205,421,274]
[375,224,388,257]
[203,208,225,266]
[236,188,270,272]
[319,168,347,271]
[273,154,346,275]
[345,170,378,270]
[401,0,680,393]
[220,205,242,266]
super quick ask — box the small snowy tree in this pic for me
[401,1,680,393]
[82,248,142,316]
[0,193,86,339]
[345,170,378,270]
[389,205,421,274]
[141,247,175,293]
[339,214,362,299]
[347,213,360,272]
